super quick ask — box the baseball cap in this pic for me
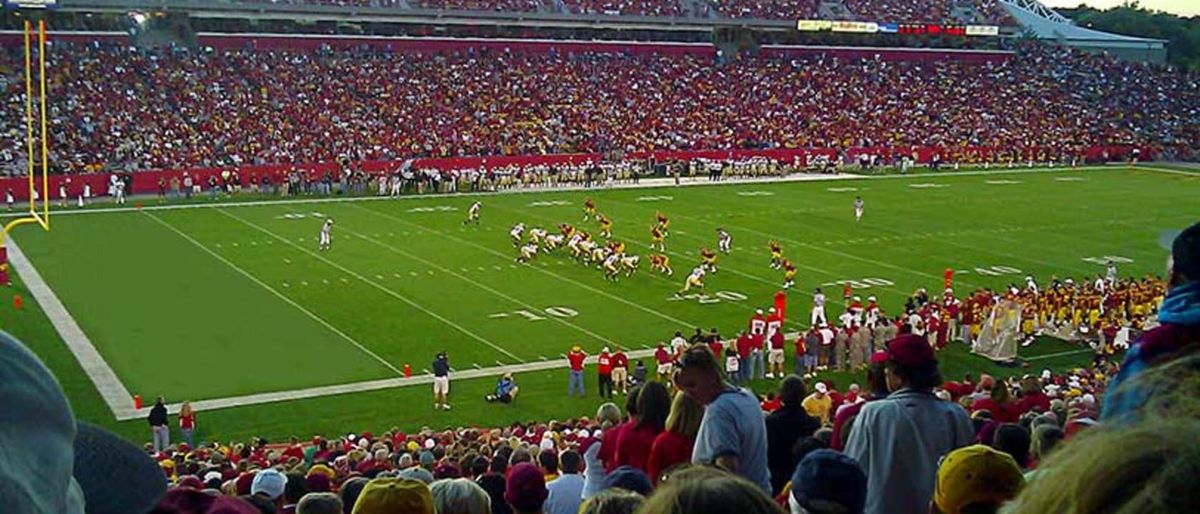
[869,351,889,365]
[1161,221,1200,280]
[600,465,653,496]
[815,382,829,394]
[251,468,288,500]
[504,462,548,512]
[933,445,1024,514]
[790,449,867,514]
[0,330,166,514]
[885,334,937,368]
[351,478,434,514]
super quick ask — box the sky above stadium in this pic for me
[1043,1,1200,16]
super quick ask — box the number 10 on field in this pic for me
[489,306,579,321]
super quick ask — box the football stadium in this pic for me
[0,0,1198,513]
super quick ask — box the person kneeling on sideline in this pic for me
[487,373,520,403]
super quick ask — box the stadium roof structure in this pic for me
[1001,0,1165,55]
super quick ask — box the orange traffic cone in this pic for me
[134,394,142,409]
[12,294,21,310]
[403,364,412,378]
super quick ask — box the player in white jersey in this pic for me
[717,228,732,254]
[1025,276,1039,296]
[676,266,707,296]
[463,201,481,225]
[567,233,584,256]
[602,253,621,280]
[516,243,539,263]
[543,234,564,252]
[318,218,335,251]
[591,245,609,266]
[1106,260,1118,284]
[811,288,828,326]
[509,223,525,246]
[528,227,547,245]
[620,254,640,276]
[853,196,864,222]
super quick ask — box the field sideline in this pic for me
[1,164,1195,442]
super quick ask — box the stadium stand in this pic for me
[1,41,1195,180]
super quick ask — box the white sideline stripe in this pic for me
[143,212,405,377]
[1024,348,1096,362]
[337,225,618,346]
[216,208,523,362]
[3,164,1159,220]
[348,203,699,328]
[5,239,139,419]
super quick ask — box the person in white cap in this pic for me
[802,382,834,425]
[251,468,289,510]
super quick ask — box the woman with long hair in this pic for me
[179,401,196,448]
[615,381,671,474]
[646,391,704,484]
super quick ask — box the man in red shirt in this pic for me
[611,346,629,395]
[767,329,786,379]
[654,343,673,381]
[598,347,614,399]
[736,331,754,384]
[707,331,724,359]
[568,346,587,397]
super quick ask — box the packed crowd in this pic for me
[3,42,1195,177]
[5,222,1197,514]
[234,0,1017,23]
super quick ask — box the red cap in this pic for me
[885,334,936,368]
[869,351,889,365]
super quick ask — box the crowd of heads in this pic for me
[3,42,1196,177]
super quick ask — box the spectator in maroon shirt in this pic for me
[614,381,670,474]
[1015,376,1051,415]
[971,379,1019,423]
[736,331,754,384]
[646,391,704,484]
[598,385,640,473]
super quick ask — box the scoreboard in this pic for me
[796,19,1000,37]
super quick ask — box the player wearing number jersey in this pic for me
[655,211,670,237]
[811,288,828,326]
[517,243,540,263]
[559,223,577,238]
[463,201,481,225]
[853,196,864,222]
[529,227,547,244]
[650,225,666,251]
[599,214,613,239]
[543,233,565,252]
[620,254,640,276]
[676,266,706,296]
[700,247,718,273]
[318,218,335,251]
[583,198,597,221]
[603,253,621,280]
[782,260,797,289]
[509,223,525,246]
[717,228,732,254]
[651,254,673,276]
[769,240,784,269]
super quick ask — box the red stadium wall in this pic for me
[0,145,1150,201]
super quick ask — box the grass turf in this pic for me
[1,165,1196,443]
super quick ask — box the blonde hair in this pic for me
[635,469,783,514]
[180,401,193,417]
[664,392,704,441]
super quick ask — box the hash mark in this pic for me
[300,281,308,286]
[232,242,239,247]
[375,274,384,280]
[282,282,290,288]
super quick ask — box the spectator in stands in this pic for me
[178,401,196,448]
[297,493,341,514]
[487,373,520,403]
[431,478,491,514]
[830,352,889,451]
[845,334,973,514]
[615,381,670,473]
[539,449,560,482]
[584,402,623,498]
[433,352,452,411]
[351,477,435,514]
[674,346,771,493]
[786,449,867,514]
[338,477,368,514]
[251,469,289,511]
[801,382,833,426]
[504,462,548,514]
[150,396,170,452]
[1024,425,1063,481]
[931,445,1024,514]
[569,346,588,397]
[283,472,309,513]
[578,488,644,514]
[971,379,1018,423]
[646,391,704,484]
[991,424,1031,470]
[637,468,784,514]
[478,457,512,514]
[765,376,821,495]
[1104,221,1200,423]
[599,466,653,497]
[544,450,585,514]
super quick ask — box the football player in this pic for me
[650,254,673,276]
[769,240,784,269]
[463,201,481,225]
[717,228,732,254]
[318,218,334,252]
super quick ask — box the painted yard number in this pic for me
[1082,256,1133,265]
[489,306,579,321]
[971,265,1022,276]
[669,290,748,304]
[821,278,895,289]
[280,212,327,219]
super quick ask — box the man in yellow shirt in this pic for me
[802,382,834,425]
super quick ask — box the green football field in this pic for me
[1,164,1197,443]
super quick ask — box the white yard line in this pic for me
[143,211,405,377]
[5,238,139,419]
[1024,348,1096,362]
[216,208,523,362]
[347,203,701,328]
[4,164,1164,220]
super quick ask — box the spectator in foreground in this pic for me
[830,352,890,451]
[646,391,704,484]
[636,468,784,514]
[544,450,585,514]
[616,381,670,474]
[674,346,772,493]
[844,334,973,514]
[296,492,342,514]
[931,445,1024,514]
[338,477,368,514]
[579,488,645,514]
[584,402,623,499]
[431,478,491,514]
[251,469,289,511]
[350,477,434,514]
[765,375,821,495]
[504,463,548,514]
[1103,221,1200,423]
[801,382,833,426]
[787,449,867,514]
[991,424,1031,470]
[1024,425,1064,480]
